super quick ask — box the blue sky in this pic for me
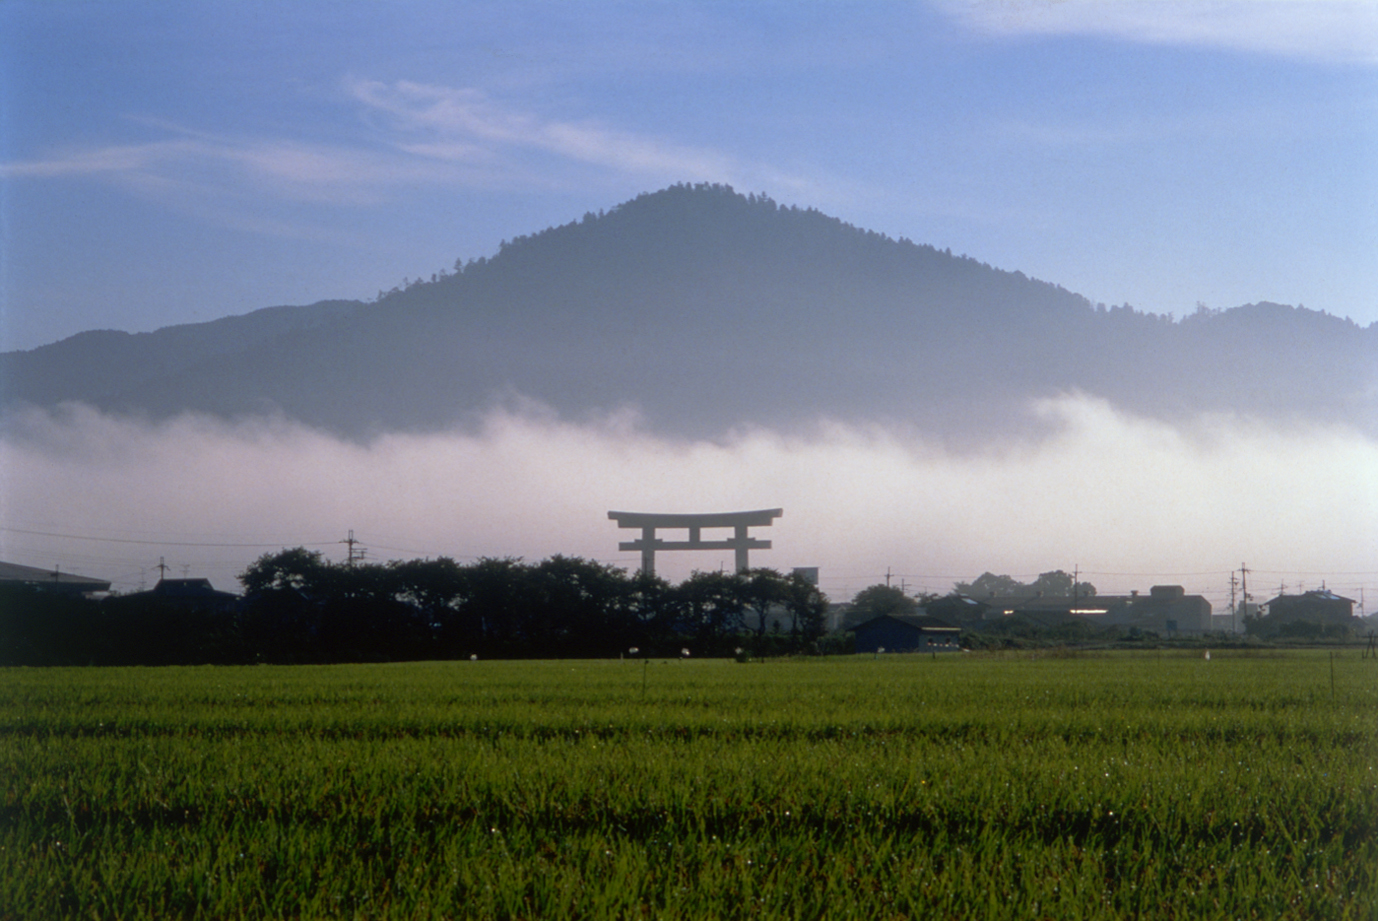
[2,0,1376,352]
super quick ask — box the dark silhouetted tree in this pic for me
[955,570,1095,598]
[677,570,746,652]
[740,568,790,637]
[954,572,1025,597]
[781,570,829,641]
[240,547,332,595]
[848,584,918,622]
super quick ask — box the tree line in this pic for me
[953,570,1097,599]
[0,550,830,666]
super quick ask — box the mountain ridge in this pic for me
[2,183,1373,442]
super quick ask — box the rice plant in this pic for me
[2,650,1374,919]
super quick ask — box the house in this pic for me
[1102,586,1212,634]
[956,592,1114,633]
[1260,590,1355,628]
[961,584,1212,634]
[977,594,1110,623]
[923,594,989,626]
[852,614,961,653]
[120,578,239,613]
[0,560,111,596]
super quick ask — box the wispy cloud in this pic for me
[348,79,745,182]
[0,81,758,192]
[1,129,443,204]
[346,79,870,211]
[1,79,827,233]
[940,0,1378,65]
[1,138,221,179]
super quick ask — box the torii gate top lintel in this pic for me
[608,508,782,575]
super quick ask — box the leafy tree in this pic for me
[527,556,634,653]
[387,557,471,653]
[239,548,332,595]
[954,570,1095,598]
[458,557,533,646]
[625,571,680,653]
[954,572,1025,597]
[1030,570,1096,598]
[740,568,790,637]
[388,557,466,617]
[7,551,833,665]
[848,584,918,622]
[677,570,746,651]
[780,570,829,641]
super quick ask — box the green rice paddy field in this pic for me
[2,650,1375,919]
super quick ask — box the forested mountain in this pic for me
[3,183,1373,442]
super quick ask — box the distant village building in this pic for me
[852,614,961,653]
[923,584,1213,635]
[0,560,110,596]
[1102,586,1212,634]
[1260,590,1356,628]
[922,594,988,626]
[121,578,240,613]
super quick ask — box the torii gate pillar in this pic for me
[608,509,783,576]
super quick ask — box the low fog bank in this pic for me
[2,396,1374,609]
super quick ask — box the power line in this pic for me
[0,525,340,549]
[1248,569,1378,576]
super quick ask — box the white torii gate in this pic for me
[607,509,783,576]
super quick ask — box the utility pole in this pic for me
[1229,571,1239,634]
[341,530,364,566]
[885,567,892,588]
[1073,564,1079,604]
[156,557,170,582]
[1240,563,1251,627]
